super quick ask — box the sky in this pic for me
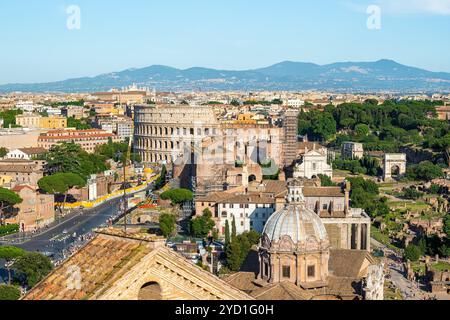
[0,0,450,84]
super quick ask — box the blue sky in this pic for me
[1,0,450,84]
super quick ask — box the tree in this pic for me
[402,187,423,200]
[160,189,194,205]
[226,239,242,272]
[355,124,370,137]
[0,147,7,158]
[224,219,231,248]
[159,213,177,237]
[231,216,237,239]
[444,214,450,236]
[154,165,167,190]
[410,161,443,182]
[0,285,21,300]
[230,99,240,107]
[12,252,53,288]
[0,188,23,225]
[38,173,85,213]
[189,208,215,239]
[41,142,109,180]
[0,246,26,285]
[318,174,336,187]
[404,244,422,262]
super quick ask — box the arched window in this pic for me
[138,282,162,300]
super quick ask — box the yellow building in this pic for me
[16,114,67,129]
[39,116,67,129]
[0,174,13,187]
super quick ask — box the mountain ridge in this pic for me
[1,60,450,93]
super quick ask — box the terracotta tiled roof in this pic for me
[250,281,315,300]
[17,147,48,155]
[24,235,144,300]
[303,187,344,198]
[223,272,260,293]
[329,249,375,278]
[23,228,252,301]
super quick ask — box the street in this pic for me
[0,198,122,284]
[370,238,436,300]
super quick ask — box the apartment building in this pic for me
[38,129,120,153]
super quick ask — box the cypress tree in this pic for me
[225,220,230,248]
[231,216,237,239]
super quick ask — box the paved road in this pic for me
[371,238,435,300]
[0,184,153,284]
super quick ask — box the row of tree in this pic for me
[0,246,53,300]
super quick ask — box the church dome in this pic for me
[262,178,329,247]
[263,203,328,245]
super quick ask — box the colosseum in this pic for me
[133,105,220,163]
[133,104,286,193]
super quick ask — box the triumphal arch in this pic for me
[383,153,406,181]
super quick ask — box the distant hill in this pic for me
[1,59,450,93]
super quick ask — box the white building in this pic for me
[286,99,305,108]
[6,147,47,160]
[15,101,36,113]
[215,194,276,235]
[294,146,333,179]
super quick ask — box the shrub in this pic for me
[160,189,194,205]
[0,224,19,236]
[0,285,21,300]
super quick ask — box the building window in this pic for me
[323,204,328,210]
[312,163,317,170]
[307,265,315,278]
[282,266,291,278]
[221,211,227,218]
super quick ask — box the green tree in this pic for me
[230,99,240,106]
[226,239,242,272]
[41,142,109,180]
[160,189,194,205]
[38,173,85,213]
[189,208,215,239]
[410,161,443,182]
[12,252,53,288]
[154,165,167,190]
[402,187,423,200]
[404,244,422,262]
[355,124,370,137]
[318,174,336,187]
[231,216,237,239]
[444,214,450,236]
[159,213,177,237]
[0,285,21,300]
[224,219,231,248]
[0,246,26,285]
[0,147,7,158]
[0,188,23,226]
[67,117,92,130]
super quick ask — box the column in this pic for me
[347,224,352,249]
[357,224,362,250]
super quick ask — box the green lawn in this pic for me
[432,262,450,272]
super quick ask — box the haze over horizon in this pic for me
[1,0,450,84]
